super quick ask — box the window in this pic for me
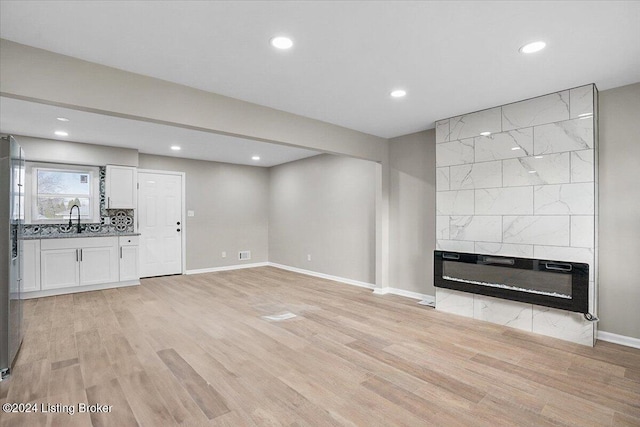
[26,163,100,224]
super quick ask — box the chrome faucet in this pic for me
[68,204,82,234]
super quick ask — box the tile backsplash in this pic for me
[23,167,135,237]
[434,84,598,346]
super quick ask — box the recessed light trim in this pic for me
[270,36,293,49]
[54,130,68,137]
[170,145,181,151]
[519,41,546,54]
[56,117,69,122]
[480,131,492,136]
[252,156,261,161]
[390,89,407,98]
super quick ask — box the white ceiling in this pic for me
[0,97,319,167]
[1,1,639,140]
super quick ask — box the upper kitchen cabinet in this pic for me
[105,165,137,209]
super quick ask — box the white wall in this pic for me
[598,82,640,340]
[15,136,138,167]
[0,39,387,162]
[138,154,269,271]
[269,154,376,284]
[388,130,436,296]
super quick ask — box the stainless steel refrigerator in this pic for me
[0,135,25,380]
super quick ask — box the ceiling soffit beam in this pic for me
[0,39,387,162]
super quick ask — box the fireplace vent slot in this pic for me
[545,262,572,272]
[482,256,514,265]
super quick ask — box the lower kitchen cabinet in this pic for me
[79,245,119,286]
[119,236,139,282]
[21,239,41,292]
[24,235,138,298]
[41,237,118,290]
[41,248,80,289]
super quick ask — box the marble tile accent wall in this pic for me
[434,84,598,346]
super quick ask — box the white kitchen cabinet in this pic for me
[105,165,137,209]
[119,236,139,281]
[21,239,41,292]
[41,248,80,289]
[41,237,118,290]
[80,245,119,285]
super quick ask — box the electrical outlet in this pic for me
[307,254,311,261]
[187,210,195,217]
[222,251,226,258]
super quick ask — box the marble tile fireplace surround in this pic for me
[434,84,598,346]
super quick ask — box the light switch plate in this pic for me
[187,210,195,217]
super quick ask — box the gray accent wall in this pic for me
[598,82,640,340]
[138,154,269,271]
[269,154,376,284]
[388,130,436,296]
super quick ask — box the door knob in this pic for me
[177,228,181,232]
[177,221,181,225]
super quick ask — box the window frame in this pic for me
[25,162,101,224]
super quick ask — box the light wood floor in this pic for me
[1,267,639,426]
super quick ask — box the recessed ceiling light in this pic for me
[528,170,537,174]
[252,156,261,161]
[270,36,293,49]
[480,132,491,136]
[54,130,68,137]
[170,145,181,151]
[511,147,521,151]
[390,89,406,98]
[56,117,69,122]
[534,155,544,159]
[519,41,546,54]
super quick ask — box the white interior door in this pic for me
[138,171,183,278]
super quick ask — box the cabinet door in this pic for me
[41,249,79,289]
[22,240,41,293]
[119,245,139,281]
[105,165,137,209]
[80,246,118,285]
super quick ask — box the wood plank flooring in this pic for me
[1,266,639,426]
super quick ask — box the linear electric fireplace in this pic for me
[434,251,589,314]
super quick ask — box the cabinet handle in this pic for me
[120,247,123,259]
[107,197,111,208]
[76,249,79,262]
[80,249,83,262]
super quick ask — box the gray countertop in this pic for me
[22,232,140,240]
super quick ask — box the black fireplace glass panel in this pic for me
[443,261,572,299]
[433,251,589,314]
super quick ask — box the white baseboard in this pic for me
[373,287,435,303]
[185,262,269,275]
[187,262,433,307]
[22,280,139,299]
[597,331,640,349]
[268,263,376,290]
